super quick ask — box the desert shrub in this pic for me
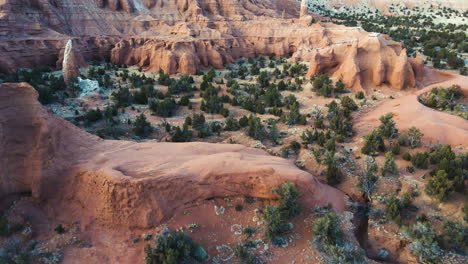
[200,94,224,114]
[171,124,193,142]
[358,157,379,200]
[224,116,240,131]
[234,243,257,264]
[325,101,353,137]
[267,122,280,145]
[411,152,429,169]
[361,129,386,156]
[407,222,442,264]
[144,231,206,264]
[179,95,191,106]
[325,138,336,153]
[464,203,468,222]
[191,113,206,130]
[382,151,398,176]
[425,170,452,201]
[392,142,401,155]
[133,114,153,137]
[263,182,302,245]
[84,108,103,122]
[312,213,364,263]
[355,91,365,99]
[387,196,403,225]
[246,115,264,140]
[54,224,65,234]
[168,75,194,94]
[311,74,345,97]
[157,69,171,86]
[149,98,177,117]
[407,127,424,148]
[0,216,18,237]
[274,182,302,218]
[402,152,412,161]
[289,141,301,154]
[378,113,399,138]
[239,115,249,127]
[243,226,256,237]
[111,87,133,107]
[386,194,413,225]
[429,144,455,164]
[420,85,463,110]
[312,212,344,247]
[340,96,358,112]
[263,206,292,244]
[96,119,126,139]
[325,152,343,186]
[441,220,467,254]
[282,102,306,126]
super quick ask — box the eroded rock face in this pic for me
[306,33,423,91]
[0,82,347,228]
[0,0,424,91]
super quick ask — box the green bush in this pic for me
[144,231,206,264]
[312,212,344,247]
[133,114,153,137]
[234,243,257,264]
[312,213,364,263]
[340,96,358,112]
[407,127,424,149]
[263,182,302,245]
[425,170,452,201]
[378,113,398,138]
[355,91,365,99]
[382,151,398,176]
[85,108,103,122]
[402,152,412,161]
[361,129,386,155]
[408,222,442,264]
[274,182,302,218]
[442,220,467,254]
[420,85,463,111]
[54,224,65,234]
[149,98,177,117]
[392,142,401,155]
[411,152,429,169]
[224,116,240,131]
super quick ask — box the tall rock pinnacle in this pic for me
[300,0,309,17]
[62,39,81,82]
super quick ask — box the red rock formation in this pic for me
[306,33,423,92]
[0,82,347,228]
[62,39,86,82]
[300,0,309,17]
[0,0,425,91]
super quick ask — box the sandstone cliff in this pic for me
[0,0,424,91]
[0,82,346,228]
[306,33,422,91]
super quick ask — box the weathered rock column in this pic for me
[300,0,309,18]
[62,39,81,82]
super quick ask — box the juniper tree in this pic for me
[382,151,398,176]
[378,113,399,138]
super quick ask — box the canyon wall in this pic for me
[0,0,426,91]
